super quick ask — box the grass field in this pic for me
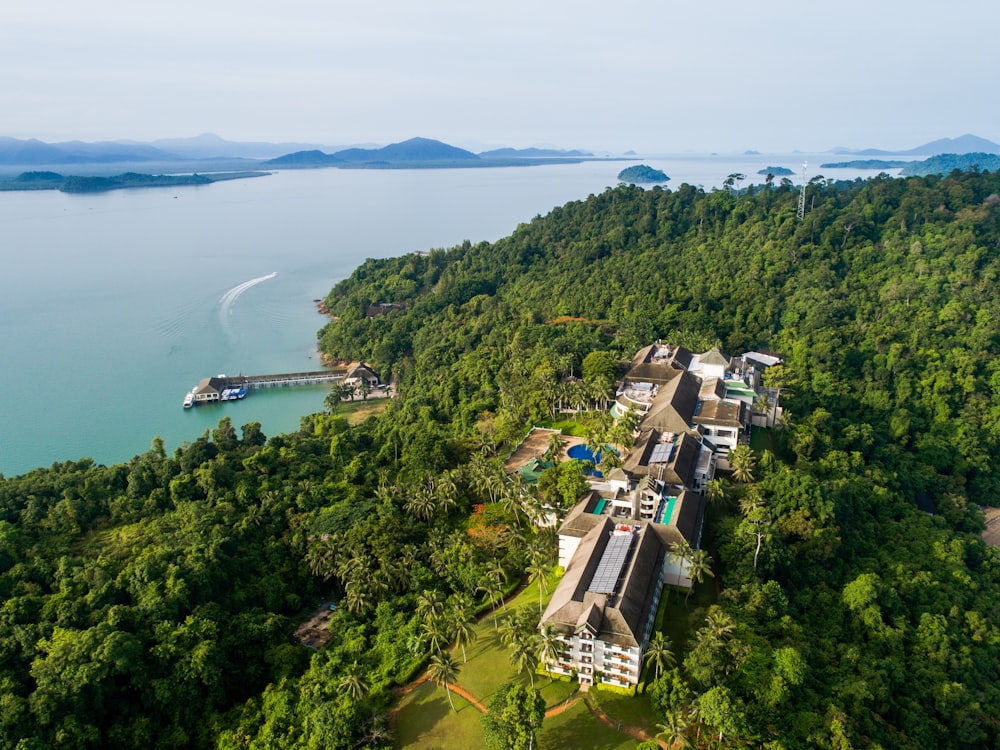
[391,569,700,749]
[339,397,389,425]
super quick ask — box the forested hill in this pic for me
[318,171,1000,744]
[322,171,1000,506]
[3,170,1000,748]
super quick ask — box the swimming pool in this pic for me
[567,443,619,477]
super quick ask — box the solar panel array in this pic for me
[587,532,635,594]
[649,442,674,464]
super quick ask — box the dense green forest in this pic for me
[3,169,1000,748]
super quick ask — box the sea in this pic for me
[0,154,903,476]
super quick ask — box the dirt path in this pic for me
[584,694,665,747]
[544,694,582,717]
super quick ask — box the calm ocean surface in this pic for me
[0,155,899,476]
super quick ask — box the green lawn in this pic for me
[338,397,389,425]
[538,700,639,750]
[392,680,483,750]
[394,570,633,748]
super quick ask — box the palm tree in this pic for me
[421,614,449,654]
[448,599,478,663]
[359,380,372,401]
[704,606,736,641]
[644,632,675,680]
[417,590,446,622]
[537,624,563,677]
[509,634,539,688]
[488,561,508,610]
[668,539,693,589]
[656,710,692,749]
[728,444,756,483]
[754,392,772,418]
[404,486,436,521]
[344,581,371,615]
[338,661,369,702]
[738,485,765,517]
[584,427,605,462]
[428,651,461,711]
[704,477,728,512]
[324,384,344,413]
[544,431,565,462]
[685,549,714,603]
[304,533,339,580]
[526,557,551,612]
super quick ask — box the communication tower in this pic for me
[796,161,808,220]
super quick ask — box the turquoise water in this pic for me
[0,157,897,476]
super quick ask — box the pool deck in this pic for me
[503,428,585,473]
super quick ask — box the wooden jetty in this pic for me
[185,363,378,406]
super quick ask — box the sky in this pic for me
[2,0,998,154]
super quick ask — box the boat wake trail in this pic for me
[219,272,277,343]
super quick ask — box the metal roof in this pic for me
[587,531,635,595]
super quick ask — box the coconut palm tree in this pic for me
[338,661,369,702]
[537,624,563,678]
[448,599,478,663]
[644,632,675,680]
[738,485,765,517]
[428,652,461,711]
[728,444,756,483]
[421,614,449,654]
[668,540,693,589]
[704,606,736,641]
[417,590,446,622]
[685,549,714,603]
[404,486,436,521]
[656,710,693,749]
[704,477,729,512]
[544,431,565,462]
[526,557,551,612]
[509,634,539,688]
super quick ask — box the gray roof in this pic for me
[542,520,666,648]
[622,429,698,488]
[697,347,731,368]
[640,371,701,433]
[194,376,226,395]
[693,399,746,428]
[625,344,693,386]
[558,490,609,539]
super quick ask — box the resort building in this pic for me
[543,478,706,688]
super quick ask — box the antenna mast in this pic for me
[796,161,808,220]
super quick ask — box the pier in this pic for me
[231,370,348,389]
[185,363,379,406]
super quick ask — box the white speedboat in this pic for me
[183,392,195,408]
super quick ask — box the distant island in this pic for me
[617,165,669,184]
[820,159,908,170]
[0,170,268,193]
[264,137,598,170]
[756,166,794,176]
[821,152,1000,177]
[828,133,1000,157]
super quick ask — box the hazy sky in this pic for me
[3,0,997,153]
